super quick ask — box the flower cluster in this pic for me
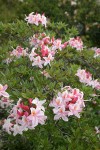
[68,37,83,51]
[29,33,67,68]
[92,47,100,58]
[4,46,28,64]
[25,12,47,27]
[49,86,85,121]
[10,46,28,58]
[76,69,100,90]
[3,98,47,136]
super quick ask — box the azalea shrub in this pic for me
[0,12,100,150]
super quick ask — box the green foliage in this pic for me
[0,9,100,150]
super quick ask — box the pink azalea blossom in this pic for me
[53,106,68,121]
[92,47,100,58]
[42,36,50,45]
[25,12,35,24]
[50,86,85,121]
[27,107,47,127]
[29,33,68,68]
[25,12,47,27]
[43,54,54,66]
[41,45,49,57]
[68,103,83,118]
[0,84,9,98]
[18,115,29,130]
[32,56,44,68]
[10,46,28,58]
[76,68,100,90]
[91,79,100,90]
[10,105,22,124]
[76,69,92,85]
[49,96,63,108]
[61,42,68,49]
[32,98,46,111]
[41,14,47,27]
[3,119,13,134]
[61,91,72,102]
[68,37,83,51]
[52,39,62,51]
[29,48,37,61]
[29,35,40,47]
[12,124,23,136]
[33,13,41,26]
[3,98,47,135]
